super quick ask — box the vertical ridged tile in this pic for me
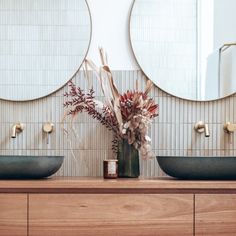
[0,70,235,177]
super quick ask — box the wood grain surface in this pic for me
[29,194,193,236]
[0,194,27,236]
[195,194,236,236]
[0,177,236,194]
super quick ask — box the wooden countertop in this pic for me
[1,177,236,193]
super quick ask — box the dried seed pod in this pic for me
[122,128,127,134]
[145,135,151,142]
[123,121,130,129]
[139,123,145,129]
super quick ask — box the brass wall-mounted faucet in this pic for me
[223,122,236,133]
[43,122,54,144]
[194,121,210,137]
[11,123,24,138]
[223,122,236,144]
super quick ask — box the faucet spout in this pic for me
[11,125,17,138]
[11,123,24,138]
[204,123,210,137]
[194,121,210,137]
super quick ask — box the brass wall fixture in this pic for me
[223,122,236,133]
[220,42,236,52]
[11,123,24,138]
[194,121,210,137]
[43,122,54,144]
[223,122,236,143]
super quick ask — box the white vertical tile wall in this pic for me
[0,70,236,177]
[0,0,91,101]
[131,0,197,100]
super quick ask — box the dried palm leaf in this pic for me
[135,79,140,91]
[144,79,153,95]
[99,48,123,130]
[99,47,108,65]
[85,59,113,110]
[83,62,92,90]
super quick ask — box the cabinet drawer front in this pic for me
[29,194,193,236]
[196,194,236,236]
[0,194,27,236]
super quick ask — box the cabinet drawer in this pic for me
[0,194,27,236]
[29,194,193,236]
[196,194,236,236]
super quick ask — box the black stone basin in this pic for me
[0,155,64,179]
[157,156,236,180]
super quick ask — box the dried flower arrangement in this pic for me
[64,48,158,159]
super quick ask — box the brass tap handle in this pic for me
[16,123,24,132]
[43,122,54,133]
[11,123,24,138]
[223,122,236,133]
[43,122,54,144]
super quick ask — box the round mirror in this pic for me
[130,0,236,101]
[0,0,91,101]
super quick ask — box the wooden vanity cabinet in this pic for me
[0,194,27,236]
[1,178,236,236]
[195,194,236,236]
[29,194,193,236]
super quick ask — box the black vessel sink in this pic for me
[157,156,236,180]
[0,155,64,179]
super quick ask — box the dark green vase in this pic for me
[117,139,140,178]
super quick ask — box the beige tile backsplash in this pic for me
[0,70,236,177]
